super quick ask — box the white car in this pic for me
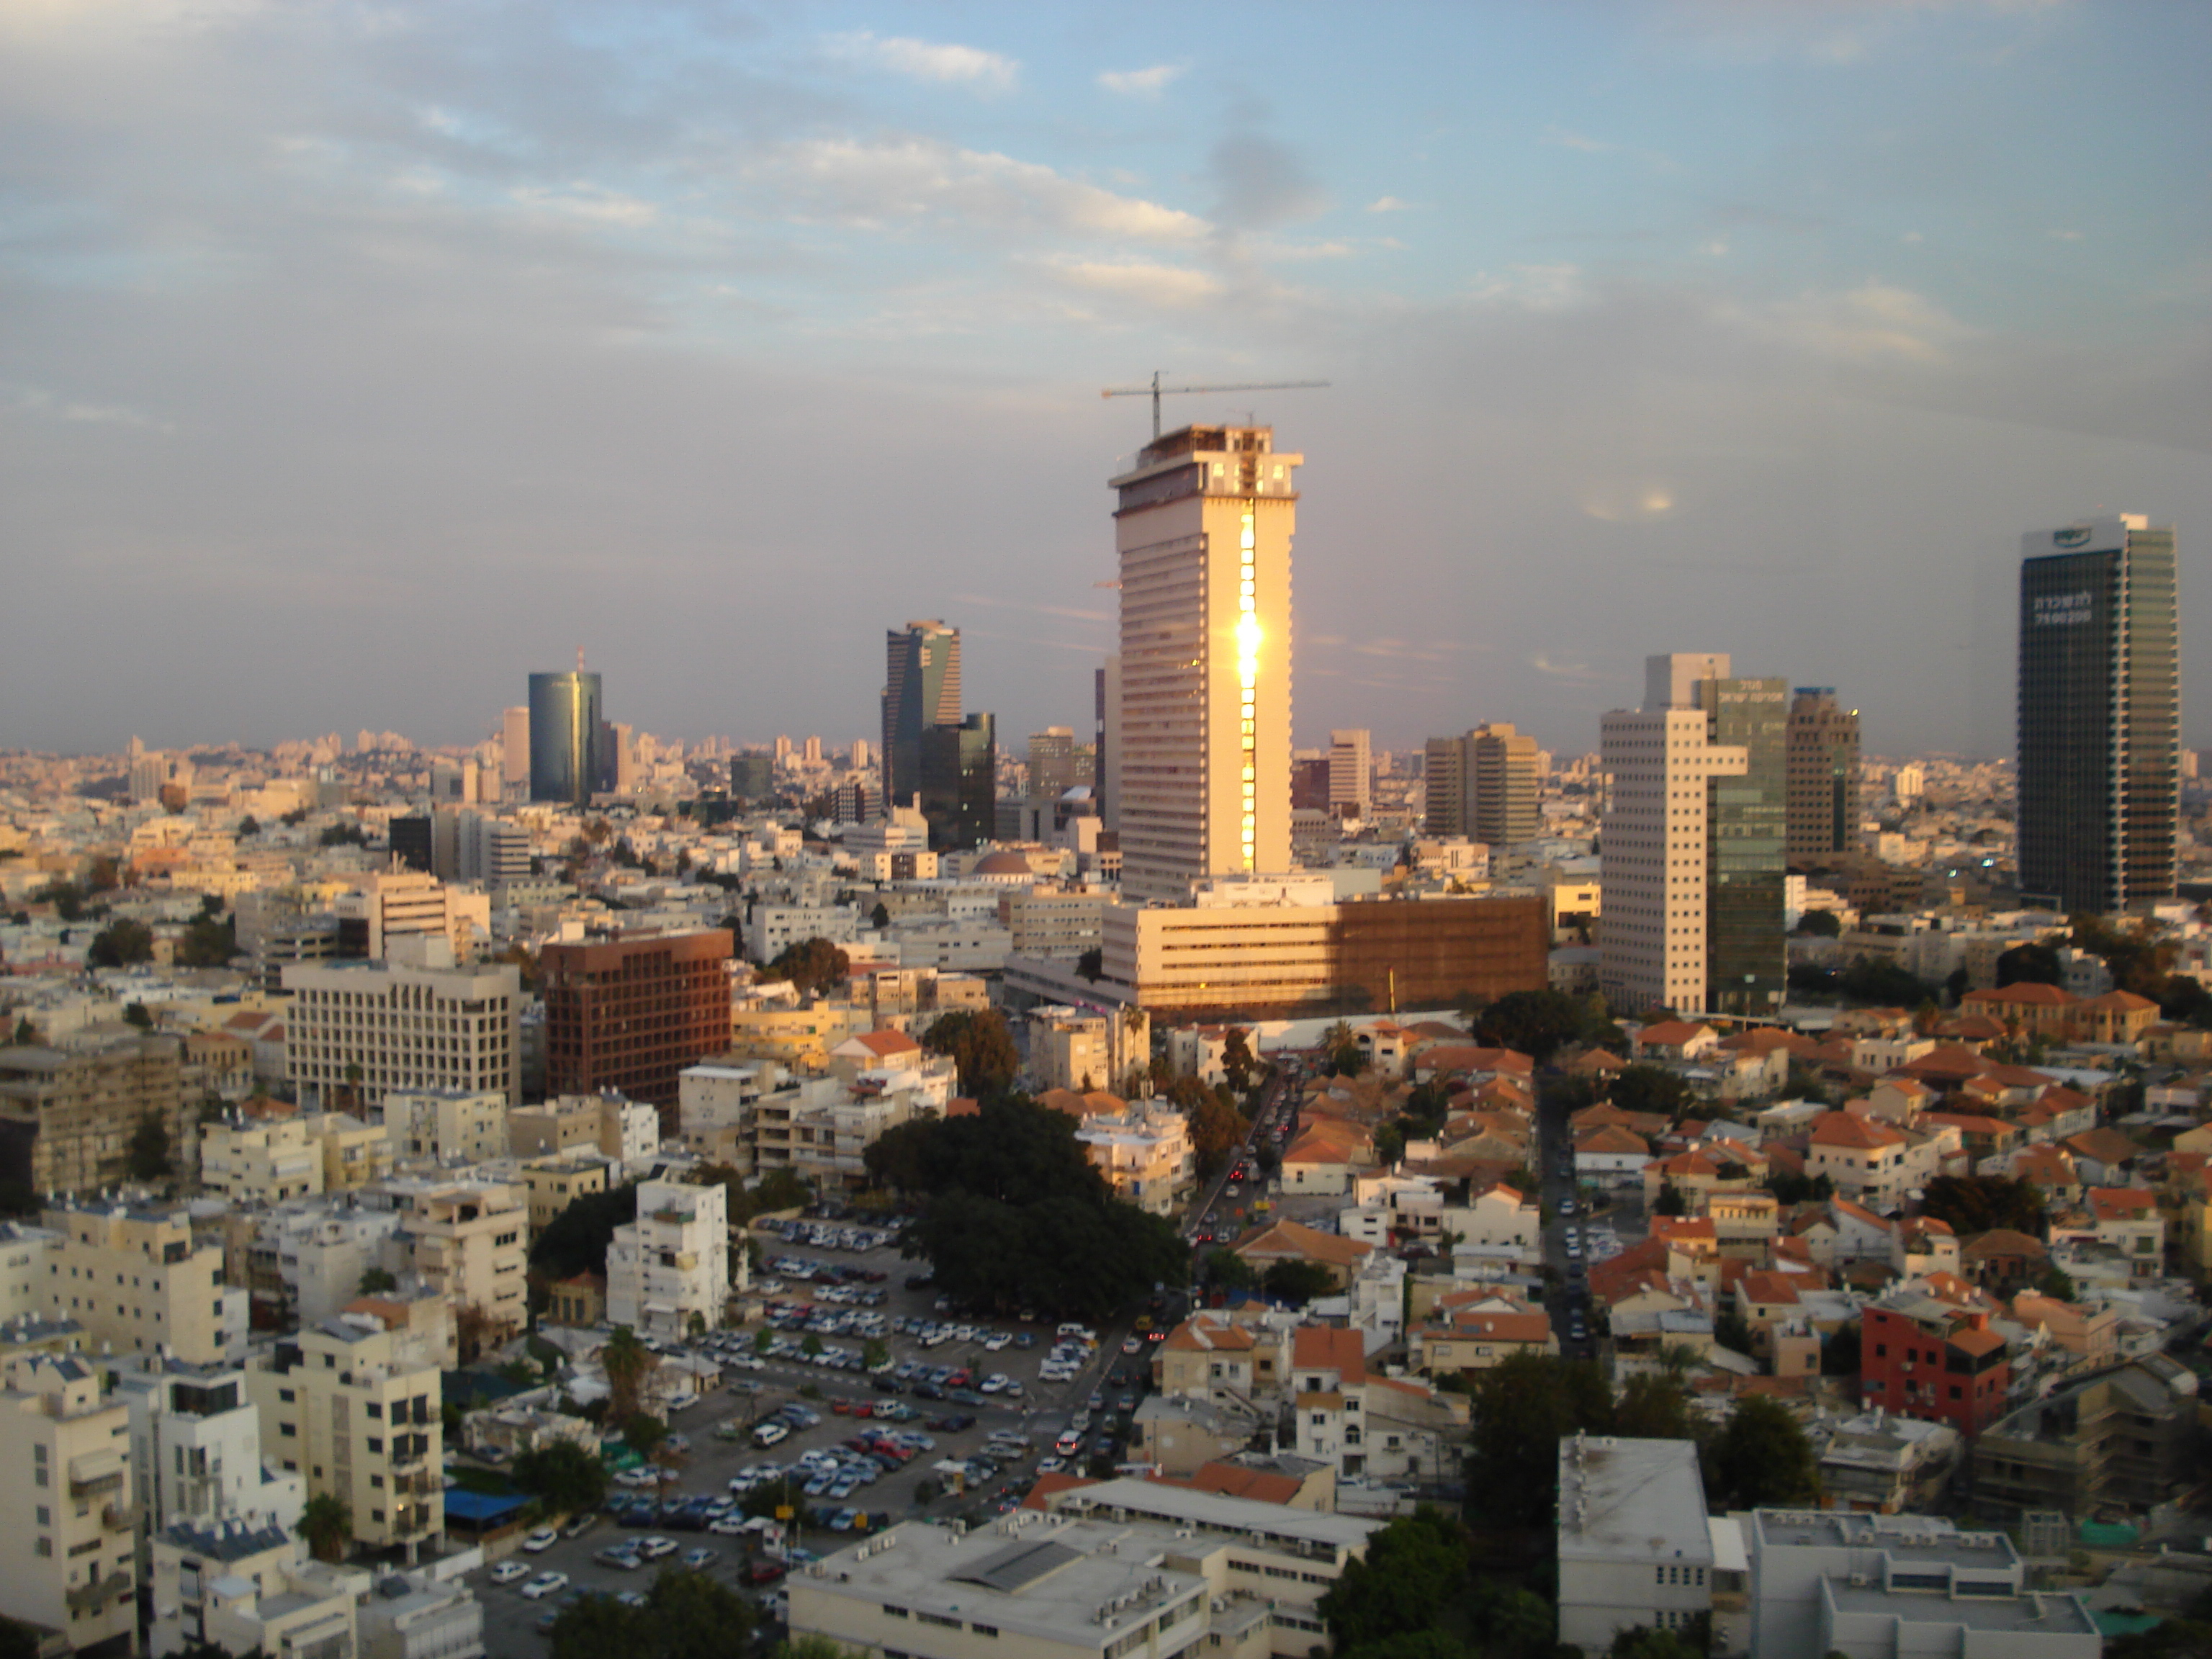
[521,1527,559,1554]
[519,1571,569,1600]
[489,1561,531,1586]
[640,1536,678,1560]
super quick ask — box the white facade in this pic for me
[117,1357,306,1539]
[606,1178,729,1340]
[1557,1435,1720,1652]
[1328,729,1371,819]
[381,1087,509,1165]
[283,952,522,1109]
[1600,654,1750,1013]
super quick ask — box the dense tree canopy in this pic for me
[901,1097,1188,1318]
[86,919,153,968]
[1261,1260,1335,1305]
[1178,1082,1250,1181]
[529,1182,641,1280]
[920,1008,1021,1100]
[1318,1508,1477,1653]
[1221,1027,1257,1093]
[1609,1064,1696,1119]
[1465,1352,1615,1529]
[511,1439,608,1516]
[1707,1395,1821,1509]
[759,936,850,998]
[1919,1174,2045,1238]
[1470,988,1591,1063]
[1838,956,1936,1008]
[1995,940,2064,987]
[549,1567,755,1659]
[174,911,238,968]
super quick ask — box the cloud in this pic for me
[752,137,1208,243]
[1208,133,1328,230]
[1044,257,1223,308]
[1465,264,1586,310]
[1097,63,1184,99]
[510,183,660,229]
[1545,127,1617,154]
[952,593,1112,624]
[1365,196,1415,214]
[1758,280,1973,364]
[4,382,174,432]
[825,30,1017,93]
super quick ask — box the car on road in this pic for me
[682,1547,718,1570]
[1120,1336,1141,1354]
[1054,1430,1083,1457]
[520,1571,570,1601]
[744,1559,786,1586]
[489,1561,530,1586]
[521,1526,559,1553]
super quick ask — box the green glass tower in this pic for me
[1696,675,1789,1015]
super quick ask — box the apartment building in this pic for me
[1286,1326,1466,1490]
[604,1178,729,1341]
[724,999,867,1071]
[675,1061,778,1171]
[38,1199,238,1365]
[148,1516,366,1659]
[1027,1005,1148,1095]
[283,945,521,1110]
[246,1304,444,1557]
[541,930,734,1125]
[0,1033,190,1197]
[0,1353,140,1654]
[1074,1102,1195,1215]
[1859,1292,2011,1439]
[1557,1436,1727,1653]
[519,1156,611,1241]
[361,1179,526,1359]
[251,1207,403,1329]
[333,870,490,963]
[750,1068,948,1193]
[1971,1355,2200,1519]
[506,1093,657,1168]
[379,1088,508,1166]
[117,1355,305,1538]
[201,1113,325,1204]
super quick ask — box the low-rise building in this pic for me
[117,1355,306,1538]
[1074,1100,1195,1215]
[201,1113,326,1204]
[354,1566,485,1659]
[379,1088,508,1166]
[1970,1356,2201,1519]
[40,1197,240,1365]
[0,1352,141,1653]
[364,1178,527,1359]
[1557,1435,1729,1653]
[519,1155,612,1241]
[148,1517,367,1659]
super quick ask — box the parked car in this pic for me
[490,1561,531,1586]
[521,1526,559,1554]
[519,1572,570,1601]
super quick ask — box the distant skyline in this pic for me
[4,2,2206,763]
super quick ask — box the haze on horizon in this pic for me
[2,1,2206,765]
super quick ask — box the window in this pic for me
[366,1402,382,1419]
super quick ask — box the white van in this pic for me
[752,1421,789,1448]
[1056,1323,1097,1346]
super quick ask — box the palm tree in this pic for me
[602,1325,655,1424]
[298,1493,351,1563]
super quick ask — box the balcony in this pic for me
[102,1500,140,1532]
[66,1570,132,1614]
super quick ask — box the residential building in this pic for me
[282,945,521,1110]
[116,1355,305,1537]
[1812,1411,1959,1516]
[42,1197,237,1365]
[363,1178,527,1359]
[1557,1435,1727,1653]
[1073,1100,1195,1215]
[0,1353,140,1654]
[541,929,733,1123]
[1743,1510,2098,1659]
[527,669,603,807]
[519,1156,611,1241]
[201,1113,325,1204]
[245,1303,444,1557]
[1111,424,1300,902]
[1858,1291,2010,1439]
[333,870,488,963]
[0,1033,189,1197]
[1027,1005,1146,1094]
[604,1177,729,1341]
[379,1088,508,1166]
[147,1516,366,1659]
[1286,1324,1465,1491]
[1786,689,1860,861]
[353,1566,485,1659]
[1970,1355,2200,1519]
[2018,515,2180,914]
[881,620,962,813]
[722,999,865,1071]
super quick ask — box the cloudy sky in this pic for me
[4,1,2206,763]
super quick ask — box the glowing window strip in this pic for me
[1238,510,1258,868]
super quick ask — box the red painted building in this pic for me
[1859,1295,2010,1438]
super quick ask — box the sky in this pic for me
[3,0,2207,765]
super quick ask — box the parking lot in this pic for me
[469,1211,1168,1659]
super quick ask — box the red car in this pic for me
[744,1559,786,1586]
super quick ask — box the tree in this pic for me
[174,911,237,968]
[1919,1174,2045,1238]
[603,1326,657,1425]
[9,1017,33,1046]
[1708,1394,1820,1509]
[0,1617,41,1659]
[1221,1028,1257,1094]
[1838,956,1936,1008]
[1614,1371,1694,1441]
[920,1009,1021,1100]
[761,936,851,999]
[530,1182,641,1280]
[318,822,369,848]
[123,1002,153,1030]
[549,1563,756,1659]
[298,1493,351,1562]
[863,1118,937,1194]
[359,1267,397,1295]
[1179,1082,1250,1182]
[1465,1352,1614,1529]
[2037,1263,2077,1302]
[1075,947,1104,983]
[1202,1248,1256,1290]
[1653,1182,1687,1218]
[1995,940,2065,987]
[1472,988,1588,1064]
[1318,1507,1474,1651]
[1261,1259,1335,1305]
[86,919,154,968]
[1608,1627,1704,1659]
[237,815,261,837]
[624,1411,669,1463]
[869,901,890,930]
[512,1439,608,1516]
[1794,909,1842,938]
[127,1110,173,1181]
[1611,1064,1696,1119]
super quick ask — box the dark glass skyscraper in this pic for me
[2018,516,2180,914]
[528,670,603,806]
[1785,688,1860,861]
[881,621,961,811]
[1696,675,1788,1015]
[920,712,996,850]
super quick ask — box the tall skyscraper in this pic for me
[881,621,962,811]
[2018,515,2180,914]
[500,706,531,794]
[1028,727,1080,800]
[920,712,996,850]
[1600,654,1786,1016]
[1328,729,1371,819]
[1111,424,1300,903]
[1785,688,1860,860]
[527,670,602,806]
[1471,722,1541,847]
[1423,735,1470,837]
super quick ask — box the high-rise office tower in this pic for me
[1423,735,1470,837]
[500,706,531,793]
[1471,723,1541,847]
[1029,727,1080,800]
[1785,689,1860,860]
[1096,659,1121,832]
[881,621,962,811]
[1328,729,1371,819]
[851,737,872,773]
[803,735,822,764]
[527,671,603,806]
[1112,423,1300,903]
[920,713,996,850]
[1600,654,1786,1016]
[2018,516,2180,915]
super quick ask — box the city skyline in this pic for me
[3,4,2206,760]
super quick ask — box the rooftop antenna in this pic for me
[1101,370,1329,440]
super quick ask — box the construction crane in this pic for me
[1101,370,1328,440]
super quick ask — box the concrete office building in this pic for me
[1422,735,1470,837]
[541,929,733,1125]
[1111,425,1300,903]
[2018,516,2180,914]
[882,621,962,811]
[1424,724,1539,846]
[1028,727,1088,800]
[1785,690,1860,861]
[0,1353,140,1654]
[1328,729,1371,819]
[500,706,530,795]
[283,943,522,1110]
[1600,655,1786,1017]
[526,670,603,807]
